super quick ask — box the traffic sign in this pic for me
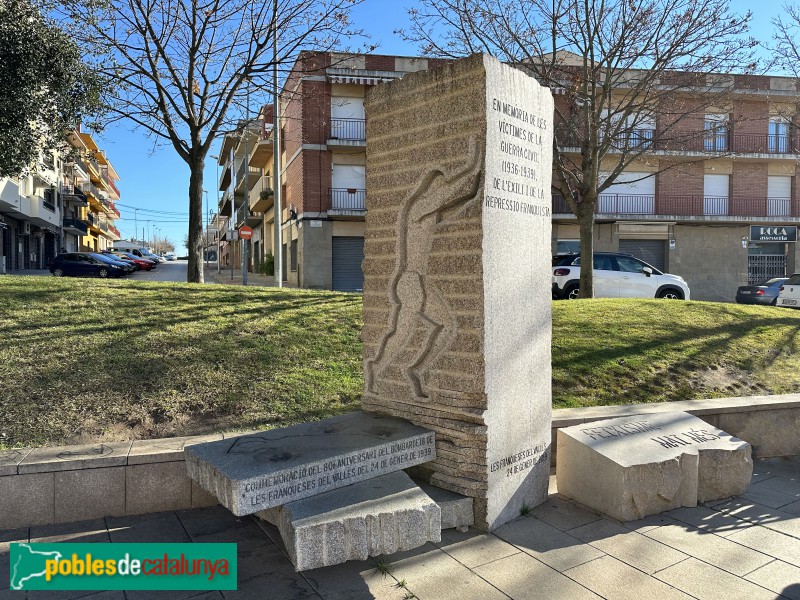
[239,226,253,240]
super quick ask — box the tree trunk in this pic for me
[577,204,595,298]
[187,153,205,283]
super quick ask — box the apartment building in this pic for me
[0,128,122,273]
[236,51,800,300]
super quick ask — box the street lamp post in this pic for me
[272,1,283,289]
[203,189,209,267]
[242,79,251,286]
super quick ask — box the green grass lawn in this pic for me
[1,276,799,448]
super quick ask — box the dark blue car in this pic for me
[735,277,788,306]
[49,253,127,278]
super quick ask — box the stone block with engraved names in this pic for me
[257,470,441,571]
[185,411,435,516]
[556,411,752,521]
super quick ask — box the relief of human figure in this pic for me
[365,137,483,400]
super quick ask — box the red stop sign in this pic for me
[239,226,253,240]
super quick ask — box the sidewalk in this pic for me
[206,263,294,288]
[3,457,800,599]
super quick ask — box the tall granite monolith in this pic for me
[362,53,554,530]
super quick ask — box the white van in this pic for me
[776,273,800,309]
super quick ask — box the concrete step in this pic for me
[257,470,441,571]
[185,411,436,516]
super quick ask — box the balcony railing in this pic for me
[88,156,100,174]
[62,185,87,203]
[558,128,799,155]
[63,217,88,235]
[108,178,121,198]
[553,194,800,218]
[108,224,121,238]
[42,198,56,213]
[235,161,260,191]
[329,118,366,141]
[78,181,103,200]
[330,188,366,211]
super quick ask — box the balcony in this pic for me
[328,119,366,149]
[330,188,366,212]
[106,224,121,240]
[557,129,799,156]
[63,217,88,235]
[62,185,88,205]
[235,203,262,228]
[234,161,260,192]
[250,175,273,212]
[553,194,800,219]
[108,178,121,199]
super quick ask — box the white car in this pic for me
[552,252,691,300]
[165,252,176,261]
[776,273,800,309]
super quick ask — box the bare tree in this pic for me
[67,0,365,283]
[403,0,757,297]
[771,2,800,76]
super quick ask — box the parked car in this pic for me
[115,251,156,271]
[552,252,691,300]
[164,252,176,261]
[109,247,157,267]
[776,273,800,309]
[90,252,135,274]
[50,253,127,278]
[735,278,788,306]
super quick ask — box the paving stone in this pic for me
[257,471,441,571]
[0,472,54,529]
[30,519,109,543]
[726,524,800,568]
[752,457,800,481]
[434,528,520,568]
[301,557,409,600]
[745,560,800,599]
[751,473,800,498]
[389,543,510,600]
[128,434,223,465]
[741,482,799,509]
[642,523,772,576]
[126,461,192,515]
[621,513,678,533]
[709,497,800,538]
[19,442,132,473]
[494,516,604,572]
[529,496,602,532]
[416,481,474,530]
[565,555,693,600]
[54,467,125,523]
[473,551,602,599]
[568,517,687,574]
[221,542,316,599]
[557,412,752,521]
[655,557,781,600]
[106,511,190,543]
[177,508,270,551]
[0,448,32,476]
[664,505,752,537]
[186,412,436,516]
[27,590,126,600]
[0,528,27,592]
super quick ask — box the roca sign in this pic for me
[750,226,798,242]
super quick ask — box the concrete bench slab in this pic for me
[257,470,441,571]
[556,411,752,521]
[185,411,436,516]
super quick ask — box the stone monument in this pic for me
[362,53,555,530]
[557,412,753,521]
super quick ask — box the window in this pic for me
[556,239,580,253]
[290,239,298,271]
[592,255,616,271]
[769,118,790,153]
[704,114,728,151]
[616,256,646,273]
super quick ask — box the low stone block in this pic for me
[54,467,126,523]
[416,480,474,530]
[128,434,223,465]
[0,472,55,529]
[19,442,132,474]
[718,408,800,458]
[185,411,435,516]
[125,461,192,515]
[0,448,32,477]
[556,412,752,522]
[257,470,441,571]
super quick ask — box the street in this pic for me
[131,259,188,282]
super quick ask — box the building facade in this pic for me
[0,129,122,273]
[229,51,800,300]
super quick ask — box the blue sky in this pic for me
[100,0,780,253]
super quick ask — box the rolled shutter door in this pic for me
[618,239,666,272]
[332,236,364,292]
